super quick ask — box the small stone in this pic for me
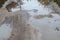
[55,27,60,31]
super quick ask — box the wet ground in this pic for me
[0,0,60,40]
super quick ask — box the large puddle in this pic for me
[0,0,60,40]
[22,0,60,40]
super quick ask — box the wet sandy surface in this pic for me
[0,0,60,40]
[0,8,60,40]
[0,9,42,40]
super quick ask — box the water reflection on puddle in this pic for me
[21,0,60,40]
[0,24,12,40]
[0,0,60,40]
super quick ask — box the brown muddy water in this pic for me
[0,0,60,40]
